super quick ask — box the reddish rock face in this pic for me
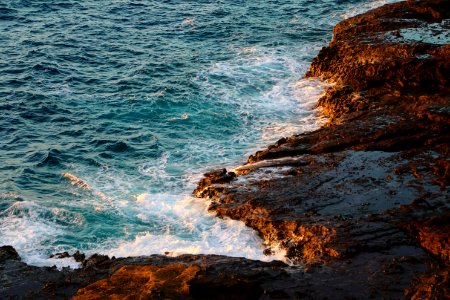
[1,1,448,299]
[194,0,449,297]
[401,212,450,263]
[306,0,450,122]
[72,264,201,299]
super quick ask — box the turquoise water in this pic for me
[0,0,396,267]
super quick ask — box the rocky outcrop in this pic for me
[0,245,436,299]
[0,248,290,299]
[1,1,448,299]
[194,0,449,298]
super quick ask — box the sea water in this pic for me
[0,0,398,268]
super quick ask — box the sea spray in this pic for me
[0,0,401,267]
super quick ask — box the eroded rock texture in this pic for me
[195,0,449,298]
[1,1,448,299]
[0,245,435,299]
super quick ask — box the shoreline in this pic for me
[2,0,449,298]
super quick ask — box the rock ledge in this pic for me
[1,1,448,299]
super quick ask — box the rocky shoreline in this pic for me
[1,0,449,299]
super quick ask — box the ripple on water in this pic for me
[0,0,401,267]
[0,7,17,21]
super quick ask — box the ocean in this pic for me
[0,0,397,268]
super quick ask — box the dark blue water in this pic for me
[0,0,396,267]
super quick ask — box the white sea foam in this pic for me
[1,2,400,270]
[0,201,81,269]
[0,0,411,272]
[64,46,327,265]
[196,44,328,153]
[258,78,329,140]
[95,194,286,262]
[138,152,170,180]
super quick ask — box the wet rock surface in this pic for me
[195,0,449,298]
[1,1,448,299]
[0,245,434,299]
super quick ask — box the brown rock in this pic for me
[1,1,448,299]
[72,264,200,300]
[193,0,449,298]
